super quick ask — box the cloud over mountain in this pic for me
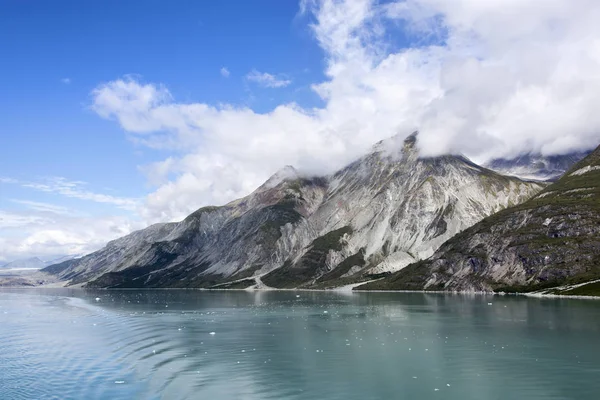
[7,0,600,261]
[91,0,600,225]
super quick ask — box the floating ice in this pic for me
[487,303,493,306]
[95,298,100,302]
[115,381,125,384]
[209,332,216,335]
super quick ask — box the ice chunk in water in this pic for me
[209,332,216,335]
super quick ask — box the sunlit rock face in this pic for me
[44,133,544,289]
[360,144,600,294]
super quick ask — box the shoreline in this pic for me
[2,284,599,300]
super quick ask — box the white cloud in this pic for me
[0,210,143,262]
[246,70,292,88]
[10,199,71,215]
[0,211,49,230]
[61,77,71,84]
[9,176,140,211]
[91,0,600,221]
[0,179,142,261]
[0,177,18,184]
[11,0,600,260]
[220,67,230,78]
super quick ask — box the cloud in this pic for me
[0,177,18,184]
[0,211,49,230]
[85,0,600,232]
[10,0,600,261]
[8,177,139,211]
[246,70,292,88]
[0,210,143,262]
[10,200,71,215]
[61,77,71,84]
[0,179,142,260]
[220,67,230,78]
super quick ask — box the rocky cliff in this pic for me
[359,144,600,295]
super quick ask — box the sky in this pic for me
[2,0,600,262]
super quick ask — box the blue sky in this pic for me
[1,0,323,211]
[2,0,600,261]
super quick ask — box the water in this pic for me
[1,289,599,400]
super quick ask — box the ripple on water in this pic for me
[1,290,600,400]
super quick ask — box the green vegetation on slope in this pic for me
[561,281,600,296]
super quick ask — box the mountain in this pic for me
[359,144,600,295]
[43,133,544,289]
[1,257,45,270]
[485,151,590,181]
[43,254,83,266]
[0,254,83,270]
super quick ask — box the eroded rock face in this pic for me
[360,145,600,293]
[44,133,545,289]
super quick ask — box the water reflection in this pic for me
[1,289,599,399]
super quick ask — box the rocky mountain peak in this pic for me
[259,165,300,191]
[403,131,418,150]
[366,131,420,166]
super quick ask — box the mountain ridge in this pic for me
[43,133,545,289]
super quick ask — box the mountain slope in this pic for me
[262,134,544,288]
[43,134,544,289]
[359,144,600,294]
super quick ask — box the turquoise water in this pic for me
[1,289,599,399]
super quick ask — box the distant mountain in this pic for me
[43,254,83,266]
[1,254,83,271]
[1,257,46,270]
[43,133,544,289]
[485,151,590,181]
[359,144,600,295]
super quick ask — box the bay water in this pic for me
[1,289,599,399]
